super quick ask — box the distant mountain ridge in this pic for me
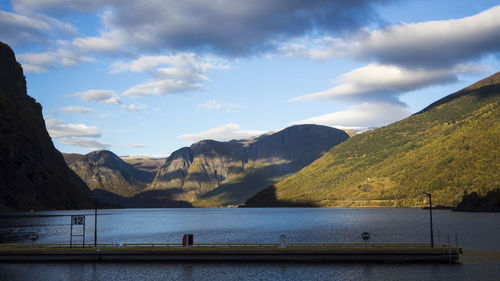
[147,124,349,206]
[63,150,155,197]
[0,42,93,211]
[120,156,164,172]
[246,72,500,207]
[65,125,349,207]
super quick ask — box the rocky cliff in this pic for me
[147,125,349,206]
[0,42,93,211]
[63,150,155,197]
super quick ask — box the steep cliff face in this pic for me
[64,150,154,197]
[0,42,93,211]
[148,125,349,205]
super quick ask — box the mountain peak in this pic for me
[67,149,155,198]
[463,72,500,91]
[418,71,500,114]
[148,124,349,206]
[0,42,26,100]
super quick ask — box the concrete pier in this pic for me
[0,243,461,263]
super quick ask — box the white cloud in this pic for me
[72,29,125,54]
[0,10,50,31]
[122,78,203,96]
[279,36,348,60]
[20,0,387,56]
[291,102,412,129]
[46,119,108,149]
[111,53,226,73]
[11,0,112,14]
[69,89,122,104]
[178,123,266,143]
[59,137,109,150]
[0,9,76,47]
[61,106,95,114]
[128,143,147,148]
[46,119,102,138]
[354,5,500,67]
[17,47,95,73]
[117,53,228,96]
[291,63,486,102]
[280,5,500,67]
[197,100,242,112]
[125,104,146,112]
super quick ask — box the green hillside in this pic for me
[249,72,500,208]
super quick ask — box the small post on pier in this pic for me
[280,234,287,248]
[94,198,98,248]
[424,193,434,248]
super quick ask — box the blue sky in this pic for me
[1,0,499,157]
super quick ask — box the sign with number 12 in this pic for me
[71,215,85,225]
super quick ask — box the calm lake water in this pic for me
[1,208,499,280]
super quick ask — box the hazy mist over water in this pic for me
[1,208,499,280]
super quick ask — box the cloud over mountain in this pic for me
[292,102,412,130]
[178,123,266,143]
[291,64,486,102]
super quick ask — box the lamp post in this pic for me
[423,193,434,248]
[94,198,98,248]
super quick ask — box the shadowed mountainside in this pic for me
[0,42,94,211]
[454,189,500,212]
[241,185,317,207]
[246,72,500,208]
[147,124,349,206]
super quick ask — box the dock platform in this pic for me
[0,243,461,263]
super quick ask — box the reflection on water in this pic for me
[1,208,500,281]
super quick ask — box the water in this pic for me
[1,208,499,280]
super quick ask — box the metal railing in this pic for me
[0,242,458,249]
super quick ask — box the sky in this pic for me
[1,0,500,157]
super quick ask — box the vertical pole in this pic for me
[429,193,434,248]
[70,222,73,248]
[424,193,434,248]
[94,199,98,248]
[83,219,85,248]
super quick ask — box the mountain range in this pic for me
[245,72,500,207]
[2,39,498,211]
[64,125,349,207]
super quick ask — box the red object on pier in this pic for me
[182,234,194,246]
